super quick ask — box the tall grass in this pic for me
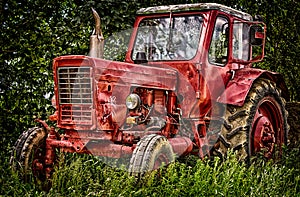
[1,146,299,196]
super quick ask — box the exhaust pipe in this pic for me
[89,8,104,58]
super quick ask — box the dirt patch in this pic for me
[286,102,300,147]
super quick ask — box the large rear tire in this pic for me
[215,78,288,160]
[10,127,50,189]
[129,134,175,176]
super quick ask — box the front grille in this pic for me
[60,105,93,125]
[58,67,93,126]
[58,67,92,104]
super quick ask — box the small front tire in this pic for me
[10,127,50,189]
[129,134,175,176]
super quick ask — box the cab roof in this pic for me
[137,3,252,21]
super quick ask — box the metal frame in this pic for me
[137,3,252,21]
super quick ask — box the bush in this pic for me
[1,146,299,196]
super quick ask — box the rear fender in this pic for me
[217,68,289,106]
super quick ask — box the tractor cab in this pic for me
[125,3,266,70]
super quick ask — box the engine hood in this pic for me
[54,55,178,91]
[53,55,179,130]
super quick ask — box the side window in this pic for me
[232,22,250,60]
[209,16,229,65]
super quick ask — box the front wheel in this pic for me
[216,78,288,161]
[10,127,50,189]
[129,134,175,176]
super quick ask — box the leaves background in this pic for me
[0,0,299,155]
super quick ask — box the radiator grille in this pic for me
[60,105,93,125]
[58,67,93,126]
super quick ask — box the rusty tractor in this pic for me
[11,3,289,187]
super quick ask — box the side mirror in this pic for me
[250,25,264,46]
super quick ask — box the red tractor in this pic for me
[11,3,289,185]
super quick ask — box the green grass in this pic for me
[1,146,299,197]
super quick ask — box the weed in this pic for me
[1,144,299,196]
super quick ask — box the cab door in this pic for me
[200,14,232,103]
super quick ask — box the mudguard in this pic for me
[217,68,289,106]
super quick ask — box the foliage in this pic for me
[1,147,299,196]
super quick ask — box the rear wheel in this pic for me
[10,127,50,189]
[129,134,175,176]
[216,78,288,160]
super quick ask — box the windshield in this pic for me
[132,15,203,61]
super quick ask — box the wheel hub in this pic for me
[253,115,275,158]
[32,159,44,171]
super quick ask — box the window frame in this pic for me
[208,15,230,66]
[131,14,204,62]
[232,20,251,61]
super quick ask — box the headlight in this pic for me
[125,94,141,110]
